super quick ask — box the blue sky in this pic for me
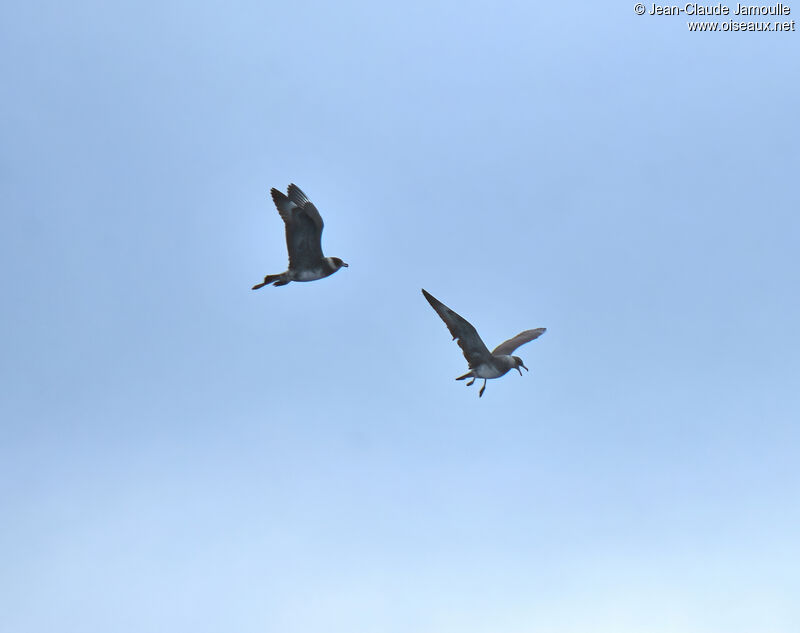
[1,2,799,632]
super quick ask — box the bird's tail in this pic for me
[455,371,473,381]
[252,273,288,290]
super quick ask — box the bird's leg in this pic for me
[466,378,475,386]
[479,379,486,397]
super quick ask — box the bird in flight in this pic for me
[252,184,348,289]
[422,289,546,397]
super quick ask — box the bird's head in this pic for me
[330,257,349,270]
[512,356,528,375]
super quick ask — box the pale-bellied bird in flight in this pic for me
[422,289,546,397]
[252,184,348,289]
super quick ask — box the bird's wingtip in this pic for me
[421,288,439,306]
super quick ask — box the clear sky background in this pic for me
[2,2,799,632]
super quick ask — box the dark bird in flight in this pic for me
[252,184,348,289]
[422,289,546,397]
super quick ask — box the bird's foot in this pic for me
[479,380,486,397]
[467,378,475,386]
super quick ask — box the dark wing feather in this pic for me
[270,188,295,223]
[422,289,492,369]
[491,328,547,356]
[270,185,325,270]
[287,184,324,234]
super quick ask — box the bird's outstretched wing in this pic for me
[422,289,492,369]
[270,184,325,269]
[491,328,547,356]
